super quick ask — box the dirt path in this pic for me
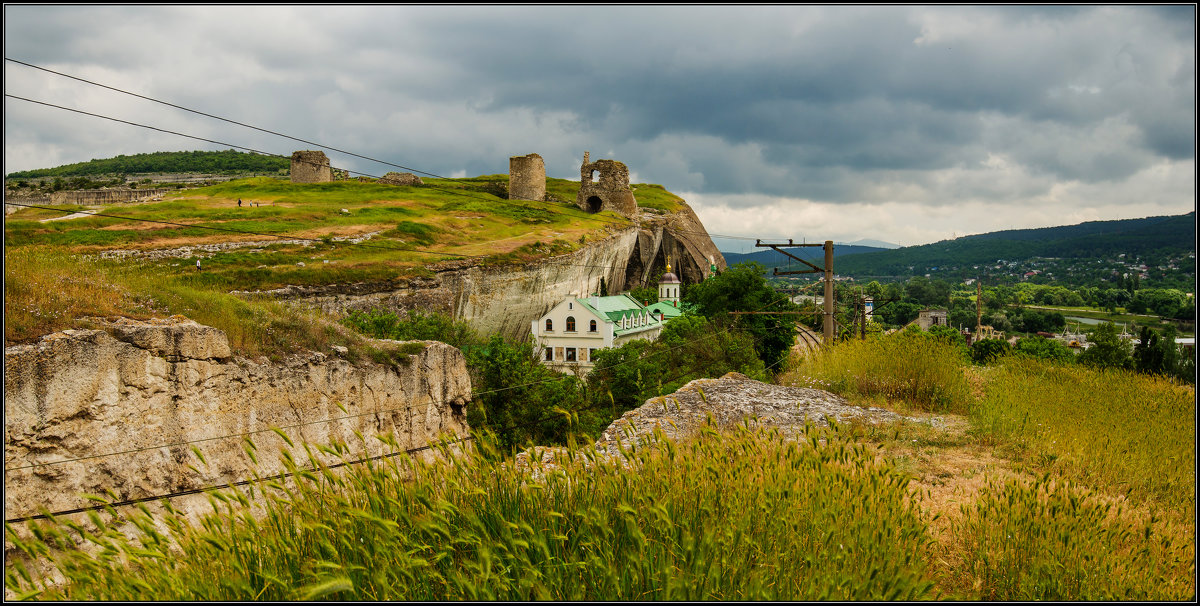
[39,206,101,222]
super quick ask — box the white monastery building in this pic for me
[532,261,686,374]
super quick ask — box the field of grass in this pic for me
[1025,304,1191,336]
[780,333,1195,599]
[7,425,937,601]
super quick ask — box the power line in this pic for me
[2,319,787,523]
[9,57,458,181]
[4,65,756,244]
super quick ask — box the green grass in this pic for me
[2,246,409,361]
[948,475,1192,600]
[969,358,1196,519]
[6,424,936,601]
[783,331,973,413]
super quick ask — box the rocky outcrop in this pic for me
[380,172,424,186]
[254,200,727,340]
[518,372,940,470]
[4,317,471,521]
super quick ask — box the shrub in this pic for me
[791,332,972,413]
[970,338,1010,365]
[1012,336,1074,364]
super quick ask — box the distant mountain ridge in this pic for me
[832,212,1195,278]
[722,244,888,268]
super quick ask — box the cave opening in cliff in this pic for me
[585,196,603,213]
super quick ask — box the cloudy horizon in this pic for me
[4,5,1195,247]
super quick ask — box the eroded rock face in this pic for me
[255,200,728,340]
[4,318,471,521]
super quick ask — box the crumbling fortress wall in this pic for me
[577,152,638,216]
[509,153,546,201]
[4,317,472,522]
[47,189,172,205]
[290,150,332,183]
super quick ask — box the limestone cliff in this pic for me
[4,317,471,522]
[250,200,727,339]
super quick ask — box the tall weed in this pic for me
[948,476,1193,600]
[7,425,936,601]
[971,358,1195,519]
[788,332,972,413]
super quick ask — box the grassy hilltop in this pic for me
[4,174,683,352]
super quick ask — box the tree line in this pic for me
[5,149,289,179]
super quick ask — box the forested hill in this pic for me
[5,150,289,179]
[722,244,887,268]
[832,212,1195,278]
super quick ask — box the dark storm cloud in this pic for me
[3,5,1193,245]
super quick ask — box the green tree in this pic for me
[682,262,797,371]
[1078,322,1132,370]
[467,334,580,453]
[1013,336,1075,364]
[970,338,1011,365]
[1133,325,1179,377]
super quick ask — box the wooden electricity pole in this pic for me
[755,239,835,346]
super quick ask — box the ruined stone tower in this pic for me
[509,153,546,201]
[290,150,332,184]
[577,151,637,216]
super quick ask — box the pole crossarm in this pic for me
[754,239,825,274]
[727,311,820,316]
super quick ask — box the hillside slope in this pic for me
[832,213,1195,278]
[5,173,726,344]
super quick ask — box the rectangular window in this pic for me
[565,347,577,362]
[544,347,553,361]
[589,348,596,362]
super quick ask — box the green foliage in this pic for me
[876,301,922,327]
[628,285,658,305]
[1012,336,1074,364]
[469,335,583,452]
[342,309,580,451]
[951,476,1192,600]
[6,425,936,601]
[1077,322,1132,370]
[969,338,1011,365]
[342,309,480,353]
[683,262,797,371]
[5,149,289,179]
[585,315,765,431]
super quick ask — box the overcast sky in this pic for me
[4,5,1195,249]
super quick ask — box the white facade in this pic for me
[531,295,665,375]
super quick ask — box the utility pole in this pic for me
[755,239,835,346]
[976,280,983,337]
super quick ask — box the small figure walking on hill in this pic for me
[238,198,242,207]
[196,259,202,272]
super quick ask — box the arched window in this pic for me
[566,316,576,332]
[589,319,597,332]
[545,319,553,331]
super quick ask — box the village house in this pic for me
[532,262,686,374]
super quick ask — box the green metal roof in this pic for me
[573,294,669,337]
